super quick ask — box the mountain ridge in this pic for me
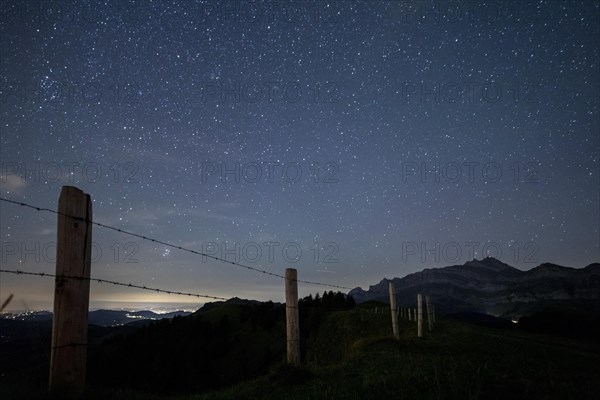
[348,257,600,318]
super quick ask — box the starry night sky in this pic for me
[0,1,598,311]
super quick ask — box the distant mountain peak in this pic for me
[535,262,569,270]
[463,257,516,271]
[349,257,600,318]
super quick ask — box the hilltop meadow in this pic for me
[1,293,599,400]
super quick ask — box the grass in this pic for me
[175,310,600,400]
[2,307,600,399]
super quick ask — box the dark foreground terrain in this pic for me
[1,297,599,400]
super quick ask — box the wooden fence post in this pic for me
[417,294,423,338]
[285,268,300,366]
[49,186,92,398]
[426,295,433,331]
[389,282,399,339]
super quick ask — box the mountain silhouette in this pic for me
[348,257,600,317]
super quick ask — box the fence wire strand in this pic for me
[0,269,229,300]
[0,197,353,290]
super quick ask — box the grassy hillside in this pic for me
[88,301,287,396]
[179,308,600,400]
[2,301,600,400]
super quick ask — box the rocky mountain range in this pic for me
[348,257,600,318]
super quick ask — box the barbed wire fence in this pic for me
[0,269,229,301]
[1,191,432,393]
[0,195,435,324]
[0,196,352,292]
[0,189,364,388]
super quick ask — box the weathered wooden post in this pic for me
[426,295,433,331]
[389,282,399,339]
[285,268,300,366]
[417,293,423,338]
[49,186,92,398]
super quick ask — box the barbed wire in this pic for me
[0,197,353,290]
[0,269,229,301]
[1,269,368,317]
